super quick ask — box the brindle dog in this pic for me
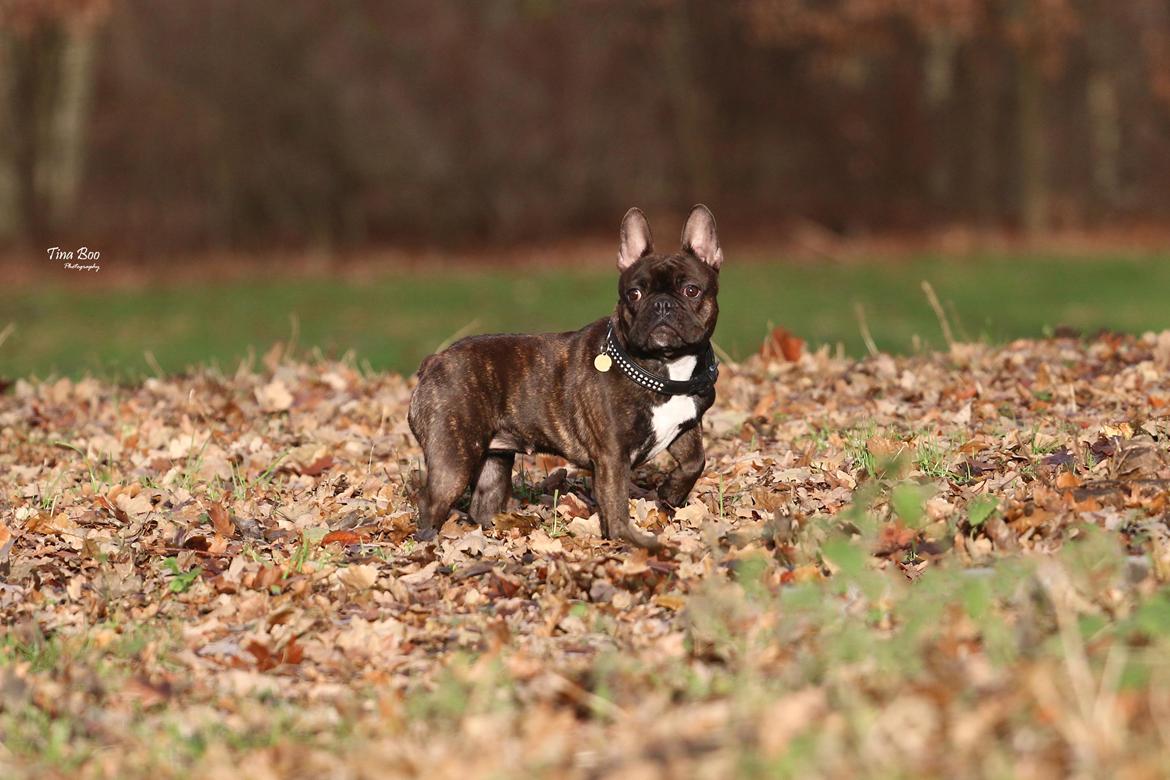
[408,205,724,549]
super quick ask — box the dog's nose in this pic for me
[652,297,674,317]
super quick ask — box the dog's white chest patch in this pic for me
[641,356,698,461]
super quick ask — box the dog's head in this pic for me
[614,205,722,359]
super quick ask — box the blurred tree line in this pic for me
[2,0,1169,252]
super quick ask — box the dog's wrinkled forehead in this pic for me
[620,252,715,290]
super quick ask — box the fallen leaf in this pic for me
[760,326,804,362]
[620,548,650,576]
[566,513,602,538]
[256,379,293,412]
[115,491,153,520]
[528,530,564,555]
[399,561,439,586]
[208,503,236,537]
[337,564,378,590]
[673,502,709,527]
[653,593,686,611]
[0,522,12,566]
[299,454,335,476]
[27,512,78,535]
[555,492,591,519]
[322,530,363,546]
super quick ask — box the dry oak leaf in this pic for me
[952,402,973,426]
[448,528,489,556]
[925,496,955,521]
[246,637,305,671]
[116,491,153,520]
[528,529,564,555]
[298,455,335,477]
[398,560,440,586]
[566,513,601,538]
[256,379,294,412]
[321,530,363,546]
[0,522,13,565]
[620,548,651,576]
[760,326,804,363]
[632,498,668,531]
[653,593,687,611]
[27,511,78,535]
[673,502,710,527]
[208,503,235,537]
[555,492,591,519]
[336,564,379,591]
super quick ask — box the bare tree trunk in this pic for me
[44,24,97,227]
[923,30,957,214]
[1086,31,1121,213]
[663,0,716,200]
[0,32,19,240]
[3,19,98,241]
[1015,45,1048,236]
[13,24,60,238]
[967,45,1000,229]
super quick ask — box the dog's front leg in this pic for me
[658,426,705,508]
[594,458,661,551]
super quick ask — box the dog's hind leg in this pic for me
[416,439,485,541]
[469,452,514,528]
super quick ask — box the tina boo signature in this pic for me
[47,246,101,272]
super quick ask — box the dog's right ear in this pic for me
[617,207,654,271]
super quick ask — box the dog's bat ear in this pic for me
[681,204,723,270]
[617,207,654,271]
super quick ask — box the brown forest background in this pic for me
[3,0,1170,254]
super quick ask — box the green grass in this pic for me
[3,253,1169,379]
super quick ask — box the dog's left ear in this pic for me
[681,204,723,270]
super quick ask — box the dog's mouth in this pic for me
[638,320,712,356]
[624,308,713,357]
[648,322,683,348]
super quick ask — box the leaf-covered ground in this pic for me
[4,332,1170,778]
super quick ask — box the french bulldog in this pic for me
[408,205,724,550]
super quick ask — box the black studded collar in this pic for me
[597,323,718,396]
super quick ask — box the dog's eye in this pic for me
[682,284,702,298]
[627,289,643,303]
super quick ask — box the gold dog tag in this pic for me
[594,354,612,372]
